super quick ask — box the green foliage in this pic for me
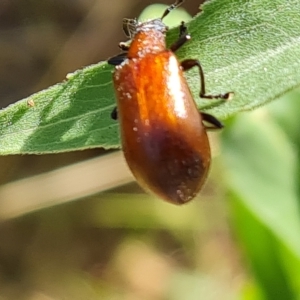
[222,89,300,299]
[0,0,300,154]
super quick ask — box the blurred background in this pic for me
[0,0,300,299]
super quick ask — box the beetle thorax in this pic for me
[127,19,167,58]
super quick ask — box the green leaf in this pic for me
[0,64,120,154]
[230,191,298,300]
[222,112,300,257]
[1,0,300,154]
[221,109,300,298]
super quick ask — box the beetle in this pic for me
[107,0,232,204]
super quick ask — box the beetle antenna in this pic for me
[161,0,184,20]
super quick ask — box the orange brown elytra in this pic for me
[107,0,232,204]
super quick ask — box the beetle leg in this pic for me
[170,22,190,52]
[180,59,233,100]
[178,21,188,36]
[201,112,223,130]
[107,52,127,66]
[111,107,118,120]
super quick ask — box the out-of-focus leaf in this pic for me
[221,110,300,299]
